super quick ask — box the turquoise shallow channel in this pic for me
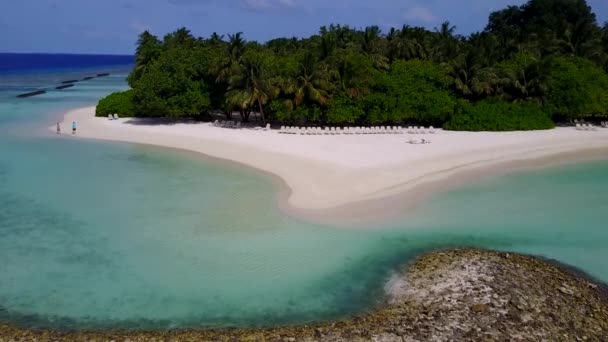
[0,59,607,330]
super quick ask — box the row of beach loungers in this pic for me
[278,126,435,135]
[575,123,605,131]
[213,120,242,129]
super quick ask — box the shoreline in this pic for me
[55,107,608,226]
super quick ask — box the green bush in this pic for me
[444,100,555,131]
[96,90,135,117]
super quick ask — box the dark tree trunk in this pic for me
[224,109,232,120]
[240,110,251,122]
[257,98,266,122]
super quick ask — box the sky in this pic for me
[0,0,607,55]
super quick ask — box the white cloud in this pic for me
[404,6,437,24]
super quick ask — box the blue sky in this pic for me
[1,0,607,54]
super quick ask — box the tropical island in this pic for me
[66,0,608,222]
[5,0,608,340]
[97,0,608,131]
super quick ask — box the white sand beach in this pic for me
[56,107,608,224]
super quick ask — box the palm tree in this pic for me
[129,31,161,86]
[448,49,498,99]
[497,54,547,103]
[433,21,460,63]
[226,55,278,122]
[285,52,332,107]
[227,32,246,62]
[208,32,225,46]
[360,26,389,69]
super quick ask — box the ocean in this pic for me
[0,53,606,330]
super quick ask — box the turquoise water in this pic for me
[0,65,607,330]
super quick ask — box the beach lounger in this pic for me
[429,126,435,134]
[575,123,582,130]
[108,114,113,120]
[236,121,241,129]
[113,114,119,120]
[419,126,426,134]
[264,123,271,131]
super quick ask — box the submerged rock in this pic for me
[1,248,607,341]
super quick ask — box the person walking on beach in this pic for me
[56,122,61,134]
[72,121,77,134]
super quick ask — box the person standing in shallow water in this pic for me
[72,121,76,134]
[56,123,61,134]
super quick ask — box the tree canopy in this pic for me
[99,0,608,130]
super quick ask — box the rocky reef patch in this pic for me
[1,249,606,341]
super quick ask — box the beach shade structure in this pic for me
[113,114,119,120]
[420,126,427,134]
[407,126,414,134]
[576,124,583,130]
[108,114,113,120]
[429,126,435,134]
[279,126,285,134]
[264,123,271,131]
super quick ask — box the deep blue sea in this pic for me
[0,53,133,75]
[0,53,607,330]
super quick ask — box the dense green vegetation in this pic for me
[99,0,608,130]
[95,90,134,117]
